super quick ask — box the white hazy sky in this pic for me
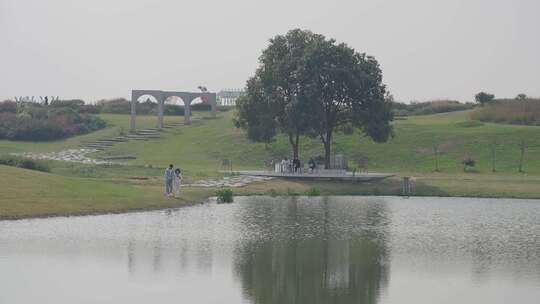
[1,0,539,102]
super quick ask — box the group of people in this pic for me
[164,164,183,197]
[275,158,301,173]
[274,157,318,174]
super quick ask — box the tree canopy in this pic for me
[516,93,527,100]
[475,92,495,105]
[235,29,393,168]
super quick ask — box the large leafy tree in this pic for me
[303,35,393,168]
[235,29,317,158]
[236,29,393,167]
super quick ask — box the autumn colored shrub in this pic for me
[470,99,540,126]
[0,101,106,141]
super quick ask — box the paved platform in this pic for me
[235,170,394,182]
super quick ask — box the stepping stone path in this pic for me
[10,122,188,165]
[11,149,113,165]
[81,128,163,150]
[186,175,274,188]
[80,120,195,151]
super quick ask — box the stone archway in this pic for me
[130,89,217,132]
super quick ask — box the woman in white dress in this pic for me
[173,168,183,197]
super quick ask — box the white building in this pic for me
[217,89,245,106]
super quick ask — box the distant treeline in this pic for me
[392,100,475,116]
[0,99,106,141]
[471,98,540,126]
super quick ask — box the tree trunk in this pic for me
[490,138,497,172]
[288,133,300,159]
[433,145,440,172]
[324,132,332,169]
[519,140,526,173]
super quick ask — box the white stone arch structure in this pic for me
[131,89,217,131]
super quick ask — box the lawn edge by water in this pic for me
[2,170,540,221]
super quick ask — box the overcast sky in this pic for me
[1,0,539,103]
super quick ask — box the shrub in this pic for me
[218,106,232,112]
[83,116,106,131]
[267,188,278,197]
[0,100,17,113]
[164,104,185,115]
[191,103,212,111]
[80,104,102,114]
[306,187,321,196]
[0,102,106,141]
[455,121,484,128]
[392,100,474,116]
[216,188,234,203]
[98,98,132,114]
[98,98,191,115]
[0,156,50,172]
[470,99,540,126]
[50,99,85,109]
[339,123,355,135]
[286,188,299,196]
[462,157,476,172]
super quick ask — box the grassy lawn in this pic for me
[0,165,212,219]
[92,110,540,176]
[1,109,540,219]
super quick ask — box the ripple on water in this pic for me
[0,196,539,304]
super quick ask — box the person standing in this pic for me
[173,168,183,197]
[308,158,316,174]
[164,164,175,196]
[281,158,287,174]
[293,158,301,173]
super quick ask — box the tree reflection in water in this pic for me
[233,197,390,304]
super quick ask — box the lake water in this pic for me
[1,196,539,304]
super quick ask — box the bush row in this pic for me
[0,156,50,172]
[0,101,106,141]
[94,98,213,115]
[393,100,475,116]
[470,99,540,126]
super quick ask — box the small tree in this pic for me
[433,144,441,172]
[489,137,497,172]
[475,92,495,106]
[462,157,476,172]
[518,139,527,173]
[515,93,527,100]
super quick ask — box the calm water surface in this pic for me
[1,196,539,304]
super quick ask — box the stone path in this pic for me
[80,121,192,151]
[9,121,189,165]
[236,170,394,182]
[10,149,114,165]
[186,175,274,188]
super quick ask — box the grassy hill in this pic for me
[2,109,540,219]
[3,109,539,175]
[91,110,540,175]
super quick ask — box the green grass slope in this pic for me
[0,165,210,219]
[93,110,540,176]
[1,109,540,220]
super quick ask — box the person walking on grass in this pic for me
[164,164,175,196]
[173,168,183,197]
